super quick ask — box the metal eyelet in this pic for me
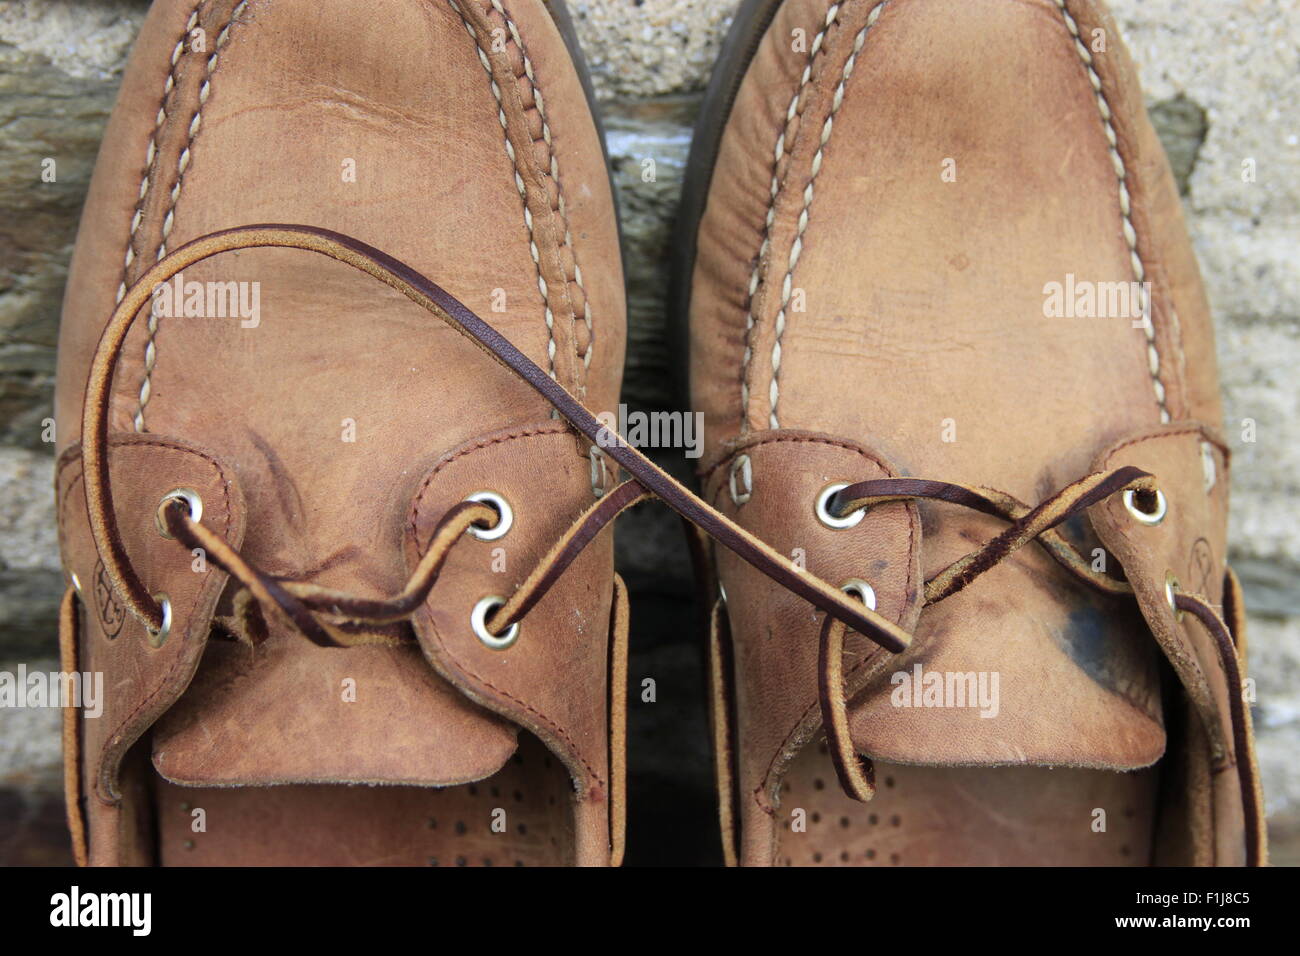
[1123,487,1167,526]
[69,571,82,595]
[816,482,865,530]
[471,595,520,650]
[1164,572,1184,620]
[155,488,203,539]
[841,579,878,611]
[464,491,513,541]
[147,593,172,648]
[729,454,753,505]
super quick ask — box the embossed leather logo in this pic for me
[1188,537,1215,597]
[93,558,125,638]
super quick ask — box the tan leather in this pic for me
[699,431,923,815]
[57,436,247,803]
[405,422,617,798]
[56,0,625,866]
[687,0,1260,865]
[774,751,1159,866]
[58,588,88,867]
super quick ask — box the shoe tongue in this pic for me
[149,425,524,788]
[152,603,519,789]
[846,518,1166,770]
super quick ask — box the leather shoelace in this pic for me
[817,474,1263,867]
[159,478,652,647]
[83,225,911,654]
[81,224,1260,866]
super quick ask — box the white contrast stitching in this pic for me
[133,0,249,432]
[740,2,843,433]
[768,2,885,429]
[122,4,199,430]
[1053,0,1171,424]
[451,0,595,385]
[449,0,554,380]
[489,0,596,374]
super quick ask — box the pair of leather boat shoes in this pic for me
[55,0,1264,866]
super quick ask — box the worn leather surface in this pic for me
[154,733,577,866]
[700,432,922,811]
[1092,425,1233,764]
[405,422,616,800]
[1091,424,1247,865]
[152,636,521,787]
[56,0,624,865]
[57,435,245,803]
[775,753,1159,866]
[689,0,1245,864]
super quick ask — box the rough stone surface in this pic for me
[569,0,732,101]
[0,0,1294,866]
[604,95,697,413]
[0,449,60,659]
[0,656,70,866]
[0,1,144,453]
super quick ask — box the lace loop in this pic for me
[816,466,1263,866]
[81,224,1260,865]
[83,224,911,653]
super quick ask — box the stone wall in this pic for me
[0,0,1295,865]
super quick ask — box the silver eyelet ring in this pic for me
[816,482,865,530]
[69,571,82,596]
[841,579,878,611]
[1123,487,1167,526]
[471,595,520,650]
[1164,572,1184,620]
[147,593,172,648]
[464,491,513,541]
[155,488,203,539]
[729,454,753,505]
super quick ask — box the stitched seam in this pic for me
[755,505,915,810]
[1105,424,1227,461]
[408,421,568,539]
[449,0,569,385]
[1054,0,1171,424]
[134,0,250,432]
[700,432,895,485]
[768,2,886,430]
[490,0,596,378]
[704,438,919,810]
[118,2,200,428]
[57,436,237,534]
[114,5,199,307]
[1101,429,1221,697]
[58,446,236,800]
[739,2,845,433]
[408,424,604,786]
[436,644,604,786]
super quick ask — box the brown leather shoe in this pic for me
[679,0,1265,866]
[56,0,917,871]
[55,0,631,867]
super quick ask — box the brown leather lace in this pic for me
[817,472,1264,867]
[159,478,651,647]
[83,225,909,653]
[81,224,1261,866]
